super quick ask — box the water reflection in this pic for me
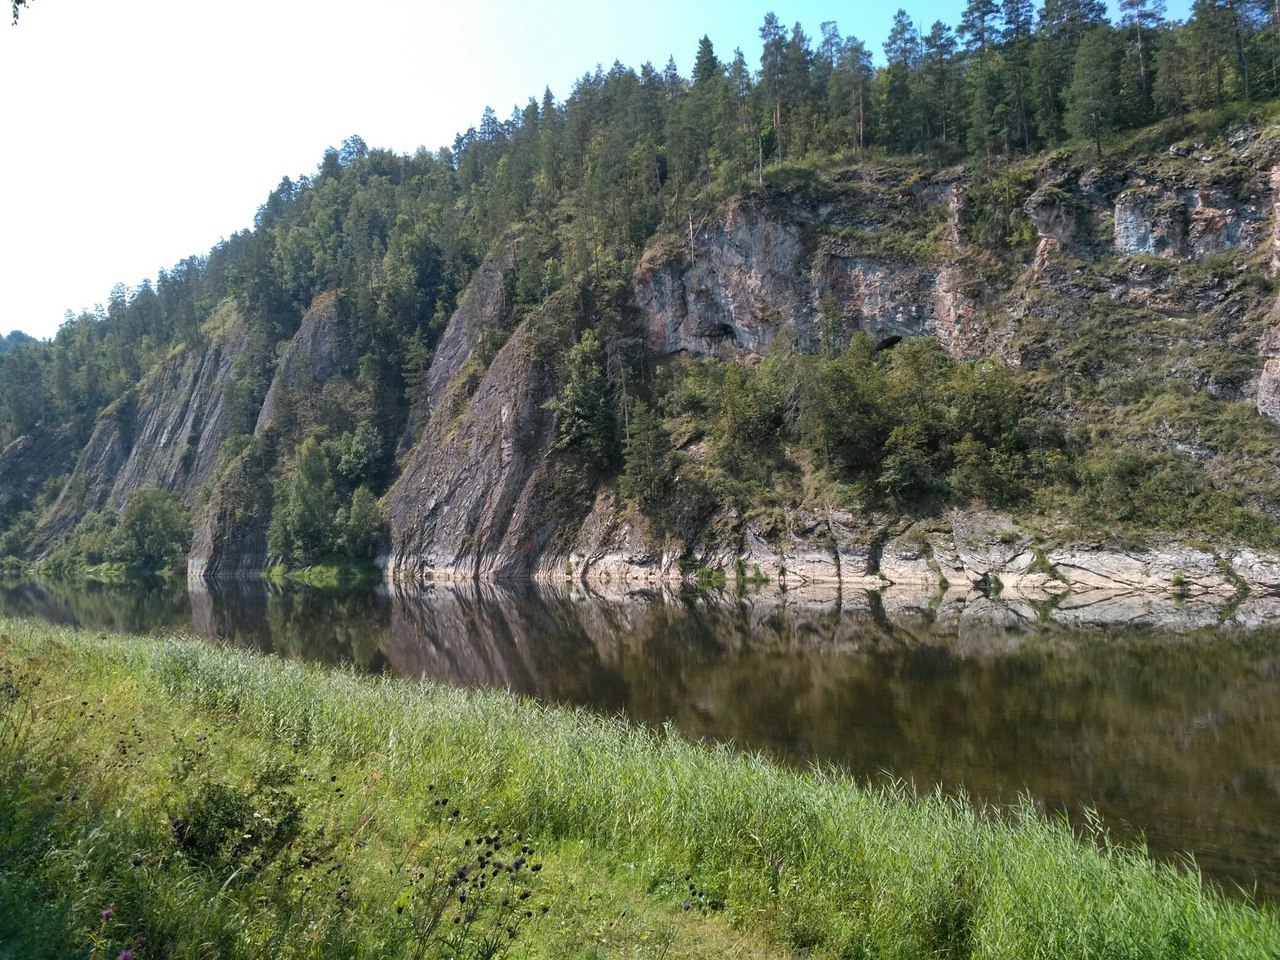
[0,576,191,634]
[1,576,1278,903]
[189,581,391,672]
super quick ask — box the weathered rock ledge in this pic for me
[521,507,1278,607]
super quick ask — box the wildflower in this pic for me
[117,951,134,960]
[100,908,114,920]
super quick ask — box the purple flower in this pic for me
[118,951,134,960]
[100,908,114,920]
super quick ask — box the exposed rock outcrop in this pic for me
[634,204,812,357]
[382,255,582,579]
[633,199,949,359]
[398,250,518,452]
[187,435,276,580]
[13,125,1280,617]
[190,293,356,579]
[1270,163,1280,277]
[1113,183,1257,259]
[1025,183,1080,274]
[1257,163,1280,422]
[1047,544,1234,594]
[31,307,247,553]
[0,425,79,514]
[253,291,354,433]
[529,501,1280,607]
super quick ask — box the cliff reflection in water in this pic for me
[2,576,1278,902]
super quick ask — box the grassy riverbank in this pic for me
[1,617,1277,959]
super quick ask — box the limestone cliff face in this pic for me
[0,426,79,517]
[16,127,1280,595]
[187,435,276,580]
[30,309,247,553]
[633,196,977,359]
[1025,160,1269,269]
[1254,162,1280,421]
[189,292,356,579]
[382,255,582,579]
[253,291,354,433]
[1113,183,1260,259]
[380,132,1280,590]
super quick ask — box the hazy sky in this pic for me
[2,0,1186,341]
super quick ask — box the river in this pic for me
[2,575,1278,905]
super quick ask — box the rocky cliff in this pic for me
[376,126,1280,596]
[11,124,1280,606]
[189,292,356,578]
[28,304,248,555]
[632,178,991,359]
[0,425,80,519]
[381,256,588,579]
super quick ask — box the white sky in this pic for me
[1,0,1183,341]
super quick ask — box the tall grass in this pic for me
[3,616,1278,959]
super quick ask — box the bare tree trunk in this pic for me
[857,87,865,154]
[773,96,783,162]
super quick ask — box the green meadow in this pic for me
[1,616,1276,959]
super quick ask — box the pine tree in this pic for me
[547,329,616,470]
[718,48,756,183]
[1153,24,1190,115]
[1001,0,1038,147]
[922,21,960,144]
[960,0,1002,54]
[1119,0,1167,114]
[1065,26,1123,157]
[684,36,724,190]
[781,22,814,155]
[882,9,922,152]
[619,400,670,505]
[692,35,720,87]
[961,0,1004,155]
[1032,0,1109,143]
[759,13,787,161]
[833,37,875,154]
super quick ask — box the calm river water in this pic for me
[2,576,1278,905]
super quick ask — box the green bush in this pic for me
[170,764,305,880]
[339,485,384,560]
[268,437,339,566]
[112,489,192,573]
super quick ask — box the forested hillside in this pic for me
[4,3,1280,587]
